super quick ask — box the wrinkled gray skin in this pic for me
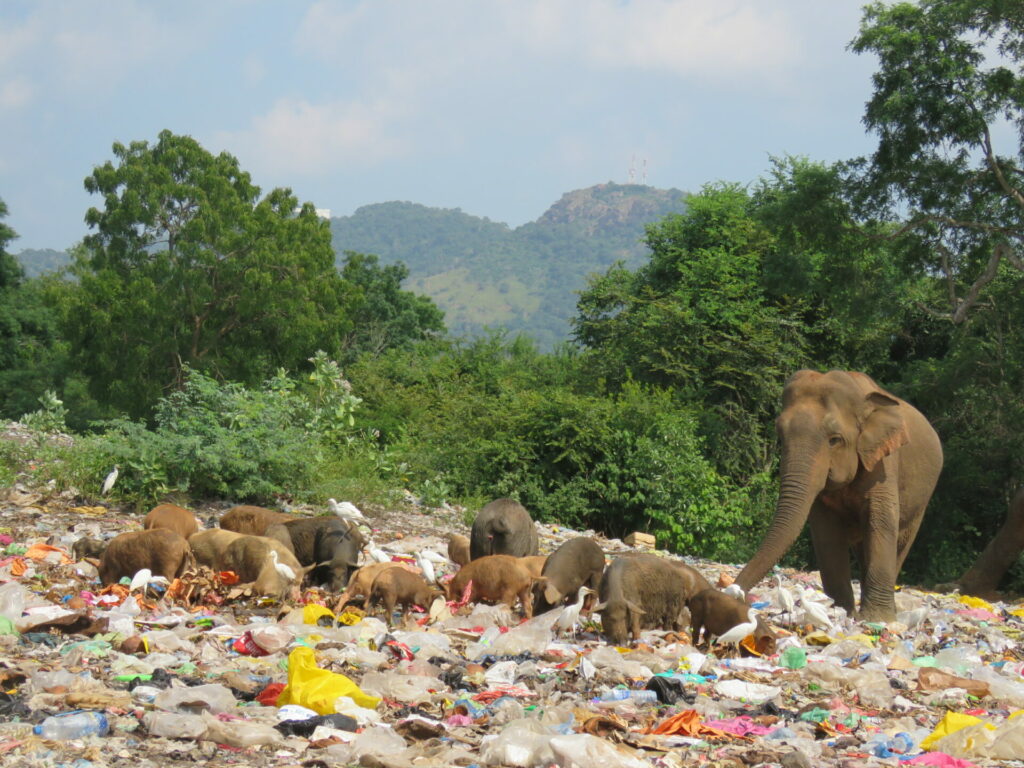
[72,537,107,561]
[688,588,777,653]
[958,488,1024,598]
[265,517,365,591]
[533,537,606,616]
[470,498,539,560]
[597,554,694,645]
[735,370,943,622]
[98,529,194,584]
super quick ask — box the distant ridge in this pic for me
[15,182,688,348]
[330,182,688,347]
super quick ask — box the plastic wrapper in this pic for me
[154,683,238,714]
[199,711,285,748]
[277,646,381,714]
[143,711,208,739]
[549,733,650,768]
[360,670,442,703]
[480,719,556,767]
[713,679,781,705]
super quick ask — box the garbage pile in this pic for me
[1,486,1024,768]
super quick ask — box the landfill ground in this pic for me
[3,484,1024,768]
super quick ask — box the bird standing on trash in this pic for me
[415,550,436,584]
[128,568,169,596]
[366,539,390,564]
[101,465,119,496]
[270,550,296,582]
[714,607,758,651]
[799,590,833,630]
[723,583,746,601]
[556,586,594,638]
[774,574,795,624]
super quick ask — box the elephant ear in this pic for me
[858,392,910,471]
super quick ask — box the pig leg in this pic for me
[518,585,534,620]
[629,609,642,644]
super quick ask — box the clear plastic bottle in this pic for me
[600,688,632,701]
[600,689,659,704]
[33,711,109,739]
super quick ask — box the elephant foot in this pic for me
[855,603,897,624]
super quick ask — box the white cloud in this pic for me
[216,96,410,175]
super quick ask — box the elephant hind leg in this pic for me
[809,507,855,613]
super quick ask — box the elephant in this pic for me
[734,369,943,622]
[957,488,1024,598]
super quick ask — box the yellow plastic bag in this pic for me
[303,604,335,625]
[920,711,988,750]
[277,647,381,714]
[958,595,996,612]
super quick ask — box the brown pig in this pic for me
[519,555,547,578]
[532,537,606,616]
[221,535,309,600]
[187,528,246,569]
[144,504,200,540]
[446,554,536,618]
[72,536,107,561]
[448,533,471,567]
[219,505,295,535]
[368,568,442,626]
[597,554,704,645]
[470,498,539,559]
[687,588,777,653]
[335,562,415,610]
[99,529,195,585]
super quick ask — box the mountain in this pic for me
[330,183,688,347]
[16,248,71,277]
[13,183,689,348]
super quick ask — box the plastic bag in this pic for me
[480,719,556,767]
[143,711,208,739]
[0,582,26,622]
[154,683,238,714]
[199,711,284,748]
[714,679,781,705]
[359,670,441,703]
[276,647,380,714]
[549,733,649,768]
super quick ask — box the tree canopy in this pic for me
[65,130,359,416]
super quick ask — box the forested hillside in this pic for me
[330,183,687,347]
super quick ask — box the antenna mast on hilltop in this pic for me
[642,158,648,185]
[628,154,637,184]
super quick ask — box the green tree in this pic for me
[339,251,445,359]
[574,183,807,477]
[66,131,357,416]
[0,200,68,419]
[851,0,1024,323]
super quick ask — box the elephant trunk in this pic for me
[736,444,828,591]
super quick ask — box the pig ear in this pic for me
[544,584,563,605]
[593,601,607,612]
[625,599,646,615]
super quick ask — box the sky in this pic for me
[0,0,881,252]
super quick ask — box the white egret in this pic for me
[420,550,448,565]
[129,568,152,593]
[128,568,169,595]
[101,465,119,496]
[799,591,833,630]
[269,550,297,582]
[774,574,795,624]
[415,550,436,584]
[329,498,367,522]
[723,583,745,601]
[556,586,594,638]
[366,539,391,564]
[714,608,758,650]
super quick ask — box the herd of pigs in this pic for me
[73,497,776,650]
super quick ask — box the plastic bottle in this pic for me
[600,689,659,704]
[33,711,109,739]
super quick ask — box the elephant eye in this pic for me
[828,435,844,446]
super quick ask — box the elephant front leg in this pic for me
[808,505,855,614]
[857,486,900,622]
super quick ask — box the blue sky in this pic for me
[1,0,879,251]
